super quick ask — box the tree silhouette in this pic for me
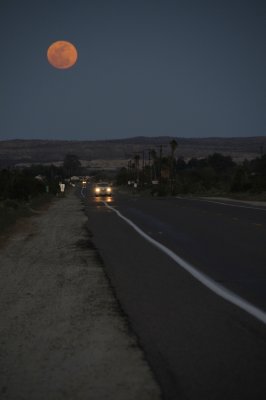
[170,139,178,159]
[63,154,81,177]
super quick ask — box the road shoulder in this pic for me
[0,190,161,400]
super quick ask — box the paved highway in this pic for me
[82,187,266,400]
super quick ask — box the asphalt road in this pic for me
[82,187,266,400]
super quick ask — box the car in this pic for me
[94,182,112,196]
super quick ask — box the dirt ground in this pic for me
[0,191,161,400]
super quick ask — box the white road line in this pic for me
[178,197,266,211]
[200,199,266,211]
[103,201,266,325]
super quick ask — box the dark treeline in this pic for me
[117,150,266,196]
[0,166,59,202]
[1,150,266,202]
[0,154,85,202]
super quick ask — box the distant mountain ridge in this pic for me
[0,136,265,167]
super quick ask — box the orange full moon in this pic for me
[47,41,78,69]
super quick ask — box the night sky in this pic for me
[1,0,265,140]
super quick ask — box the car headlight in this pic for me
[95,187,100,193]
[107,187,112,192]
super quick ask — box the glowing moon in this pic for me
[47,41,78,69]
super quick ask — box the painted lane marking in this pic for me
[178,197,266,211]
[103,201,266,325]
[202,199,266,211]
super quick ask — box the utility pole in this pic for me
[159,145,162,183]
[158,145,168,182]
[127,159,132,180]
[133,152,140,183]
[148,150,152,183]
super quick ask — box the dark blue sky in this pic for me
[1,0,265,140]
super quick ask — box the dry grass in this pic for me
[0,194,55,247]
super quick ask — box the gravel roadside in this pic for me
[0,190,161,400]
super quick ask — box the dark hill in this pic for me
[0,136,265,167]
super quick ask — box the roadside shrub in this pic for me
[231,167,251,192]
[151,184,169,196]
[3,199,20,209]
[171,179,184,195]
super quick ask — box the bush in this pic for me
[3,199,20,209]
[0,170,46,201]
[231,167,251,192]
[151,184,169,196]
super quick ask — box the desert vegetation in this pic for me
[116,142,266,199]
[0,162,60,234]
[0,151,97,234]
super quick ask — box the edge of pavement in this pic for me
[0,189,162,400]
